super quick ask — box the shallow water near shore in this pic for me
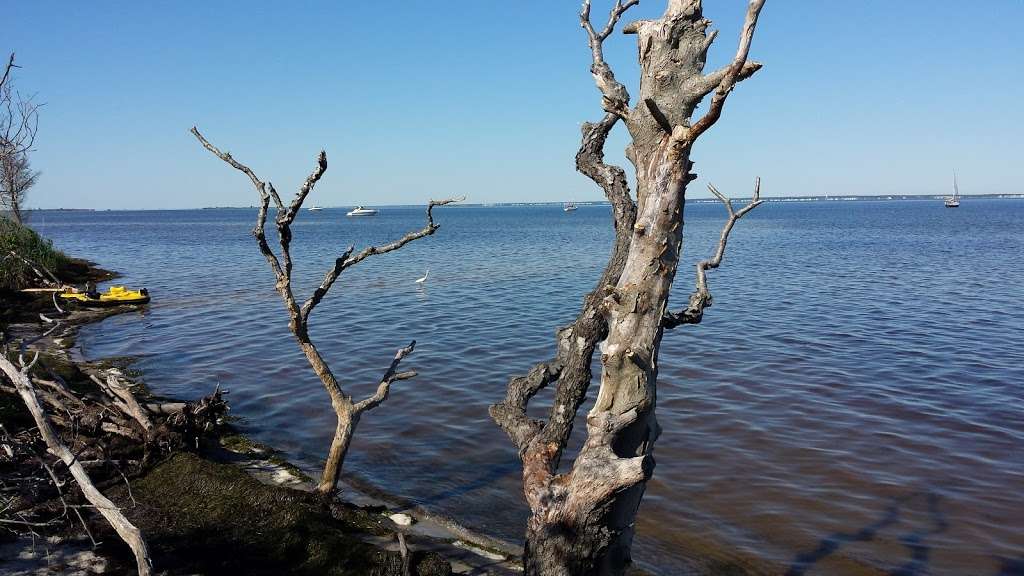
[31,199,1024,575]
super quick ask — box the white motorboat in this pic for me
[308,206,324,212]
[346,206,378,217]
[563,202,578,212]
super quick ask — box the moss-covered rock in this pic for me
[106,453,451,576]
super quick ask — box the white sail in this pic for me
[945,171,960,207]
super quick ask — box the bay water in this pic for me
[31,199,1024,575]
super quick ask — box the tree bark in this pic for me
[319,405,356,494]
[493,1,768,574]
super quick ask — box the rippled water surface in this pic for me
[31,200,1024,575]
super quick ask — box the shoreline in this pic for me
[2,257,900,576]
[63,302,772,576]
[25,194,1024,212]
[1,268,525,575]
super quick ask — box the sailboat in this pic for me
[944,172,961,208]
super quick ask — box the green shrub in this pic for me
[0,217,70,291]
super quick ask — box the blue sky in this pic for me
[6,1,1023,209]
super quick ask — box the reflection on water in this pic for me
[31,201,1024,575]
[786,492,948,576]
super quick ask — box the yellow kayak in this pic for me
[60,285,150,307]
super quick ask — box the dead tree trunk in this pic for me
[490,1,768,574]
[191,127,458,496]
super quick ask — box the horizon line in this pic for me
[22,192,1024,212]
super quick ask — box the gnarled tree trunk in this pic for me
[491,1,768,574]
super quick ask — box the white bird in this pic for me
[415,269,429,284]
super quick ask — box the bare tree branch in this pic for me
[342,197,463,269]
[663,177,763,328]
[37,457,98,548]
[0,53,17,94]
[191,126,459,495]
[576,113,636,229]
[581,0,640,44]
[300,246,355,322]
[300,196,462,323]
[491,112,637,461]
[189,126,275,207]
[353,341,418,413]
[0,354,152,576]
[190,127,288,290]
[693,60,763,99]
[1,53,41,224]
[580,0,639,119]
[274,152,328,282]
[90,373,154,437]
[3,249,61,287]
[683,0,767,143]
[491,362,561,452]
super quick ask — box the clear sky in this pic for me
[5,1,1023,209]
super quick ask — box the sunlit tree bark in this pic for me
[490,1,768,573]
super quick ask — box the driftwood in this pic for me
[491,1,768,574]
[2,250,62,288]
[1,313,227,449]
[91,373,154,437]
[1,305,228,575]
[191,126,459,496]
[0,352,152,576]
[164,384,229,440]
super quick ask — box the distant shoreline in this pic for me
[24,193,1024,212]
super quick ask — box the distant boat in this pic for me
[308,206,324,212]
[563,202,578,212]
[346,206,378,217]
[944,172,961,208]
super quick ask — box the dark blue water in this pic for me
[30,200,1024,575]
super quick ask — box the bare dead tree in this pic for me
[191,127,459,496]
[1,153,39,223]
[0,53,41,224]
[489,1,768,573]
[0,352,152,576]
